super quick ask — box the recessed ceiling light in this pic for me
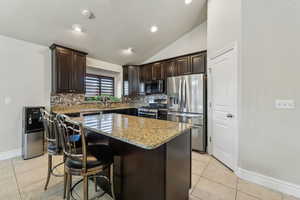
[72,24,83,33]
[185,0,193,5]
[150,25,158,33]
[122,47,134,55]
[81,9,94,19]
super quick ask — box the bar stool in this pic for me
[41,109,65,191]
[56,114,115,200]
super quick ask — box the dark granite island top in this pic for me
[70,113,192,150]
[70,113,192,200]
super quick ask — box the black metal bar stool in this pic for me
[41,109,65,191]
[56,114,115,200]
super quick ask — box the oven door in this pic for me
[138,111,158,119]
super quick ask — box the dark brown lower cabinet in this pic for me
[110,130,191,200]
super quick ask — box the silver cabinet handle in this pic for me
[226,114,234,118]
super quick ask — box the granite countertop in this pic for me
[70,113,192,150]
[51,103,141,114]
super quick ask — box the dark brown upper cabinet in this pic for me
[50,44,87,94]
[72,52,86,93]
[152,62,164,80]
[191,53,206,74]
[144,64,153,82]
[123,65,140,97]
[176,56,191,75]
[123,51,206,97]
[139,65,146,83]
[165,60,177,77]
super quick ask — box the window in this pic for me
[85,74,115,97]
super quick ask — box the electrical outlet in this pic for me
[275,100,295,109]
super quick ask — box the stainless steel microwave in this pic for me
[145,80,164,94]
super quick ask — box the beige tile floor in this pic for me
[0,152,299,200]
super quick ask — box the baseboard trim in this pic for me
[236,168,300,198]
[0,148,21,160]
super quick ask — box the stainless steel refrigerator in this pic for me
[167,74,207,152]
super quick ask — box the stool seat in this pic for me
[47,143,61,154]
[65,145,113,170]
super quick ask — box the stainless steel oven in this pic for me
[138,107,158,119]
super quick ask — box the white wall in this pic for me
[207,0,241,54]
[0,36,123,158]
[240,0,300,186]
[0,35,51,157]
[208,0,300,195]
[86,58,123,98]
[144,22,207,63]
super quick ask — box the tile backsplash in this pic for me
[51,93,168,107]
[51,93,85,107]
[126,94,167,104]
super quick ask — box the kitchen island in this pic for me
[71,113,192,200]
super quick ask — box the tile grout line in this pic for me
[191,157,211,194]
[235,177,239,200]
[198,159,238,191]
[11,159,23,200]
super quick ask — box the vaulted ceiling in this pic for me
[0,0,207,65]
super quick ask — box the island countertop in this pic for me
[70,113,192,150]
[52,103,140,115]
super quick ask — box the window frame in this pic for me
[85,73,115,97]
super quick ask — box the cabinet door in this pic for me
[123,66,129,96]
[56,48,73,93]
[128,66,140,96]
[139,66,146,83]
[165,60,177,77]
[191,53,206,74]
[72,52,86,93]
[152,62,164,80]
[144,64,153,82]
[177,56,191,75]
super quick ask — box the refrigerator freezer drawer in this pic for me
[192,125,206,152]
[22,131,44,160]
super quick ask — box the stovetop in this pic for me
[140,103,167,110]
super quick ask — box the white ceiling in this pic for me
[0,0,207,65]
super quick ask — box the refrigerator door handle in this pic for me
[178,79,181,108]
[185,80,187,109]
[182,79,187,110]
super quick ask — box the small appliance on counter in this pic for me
[22,106,45,160]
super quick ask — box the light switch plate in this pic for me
[275,99,295,109]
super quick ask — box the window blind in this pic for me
[85,74,114,97]
[100,76,114,96]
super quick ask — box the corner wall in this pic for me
[0,36,123,159]
[0,35,51,157]
[240,0,300,186]
[208,0,300,196]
